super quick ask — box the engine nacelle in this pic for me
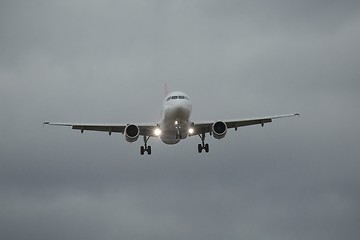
[212,121,227,139]
[125,124,140,142]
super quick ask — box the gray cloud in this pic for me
[1,0,360,239]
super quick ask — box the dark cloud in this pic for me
[1,0,360,239]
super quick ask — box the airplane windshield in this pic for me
[166,95,189,101]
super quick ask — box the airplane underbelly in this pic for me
[160,129,187,145]
[161,138,180,145]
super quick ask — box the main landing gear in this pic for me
[198,132,209,153]
[140,132,210,155]
[140,136,151,155]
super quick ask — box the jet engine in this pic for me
[212,121,227,139]
[125,124,140,142]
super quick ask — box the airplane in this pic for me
[44,91,299,155]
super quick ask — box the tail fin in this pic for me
[164,83,169,96]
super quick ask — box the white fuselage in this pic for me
[159,91,192,144]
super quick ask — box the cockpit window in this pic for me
[167,95,189,101]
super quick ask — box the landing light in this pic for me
[175,120,178,125]
[154,128,162,136]
[188,128,194,134]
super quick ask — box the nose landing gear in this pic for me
[175,121,182,139]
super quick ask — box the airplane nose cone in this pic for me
[175,105,190,118]
[165,104,191,120]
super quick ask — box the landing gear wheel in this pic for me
[140,146,145,155]
[140,146,151,155]
[198,144,202,153]
[205,143,209,153]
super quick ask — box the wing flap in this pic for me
[72,125,125,133]
[226,118,272,128]
[191,113,299,135]
[44,122,157,136]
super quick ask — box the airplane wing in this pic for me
[43,122,158,137]
[190,113,299,135]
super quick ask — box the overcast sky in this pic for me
[1,0,360,239]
